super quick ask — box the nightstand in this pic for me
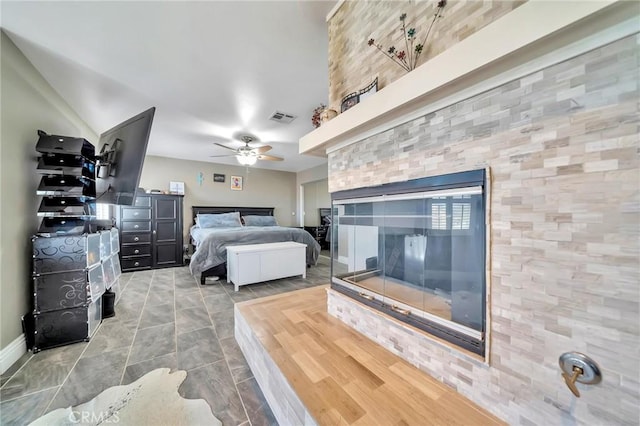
[304,226,329,250]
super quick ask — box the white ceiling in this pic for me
[1,1,336,172]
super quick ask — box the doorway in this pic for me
[301,178,330,258]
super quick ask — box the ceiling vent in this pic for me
[269,111,297,124]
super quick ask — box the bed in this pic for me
[189,206,321,284]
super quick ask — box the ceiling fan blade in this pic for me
[209,154,237,158]
[213,142,238,152]
[258,154,284,161]
[254,145,272,154]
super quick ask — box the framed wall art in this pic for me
[231,175,243,191]
[213,173,225,183]
[340,91,359,113]
[340,78,378,113]
[358,78,378,102]
[169,181,185,195]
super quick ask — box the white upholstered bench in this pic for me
[226,241,306,291]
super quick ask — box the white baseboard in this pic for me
[0,334,27,375]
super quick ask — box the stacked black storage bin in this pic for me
[24,131,121,352]
[30,234,103,351]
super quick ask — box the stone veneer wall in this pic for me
[327,35,639,425]
[327,0,524,111]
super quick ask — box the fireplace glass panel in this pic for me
[330,201,382,285]
[332,187,485,335]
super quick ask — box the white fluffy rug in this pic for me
[30,368,221,426]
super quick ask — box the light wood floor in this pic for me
[236,286,505,426]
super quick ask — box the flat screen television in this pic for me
[95,107,155,206]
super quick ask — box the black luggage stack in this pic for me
[24,131,122,352]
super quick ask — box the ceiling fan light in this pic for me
[237,155,257,166]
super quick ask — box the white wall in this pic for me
[0,32,98,349]
[296,163,327,186]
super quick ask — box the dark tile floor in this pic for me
[0,257,331,426]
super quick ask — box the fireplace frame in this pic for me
[330,169,487,355]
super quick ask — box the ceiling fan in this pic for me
[210,134,284,166]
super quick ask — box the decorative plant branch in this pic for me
[312,104,326,128]
[368,0,447,72]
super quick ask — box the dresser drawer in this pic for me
[121,257,151,270]
[121,233,151,244]
[121,245,151,257]
[121,221,151,232]
[133,196,151,207]
[121,208,151,220]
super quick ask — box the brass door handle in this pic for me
[562,367,584,397]
[559,352,602,398]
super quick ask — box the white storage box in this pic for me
[226,242,306,292]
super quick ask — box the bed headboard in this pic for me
[191,206,275,225]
